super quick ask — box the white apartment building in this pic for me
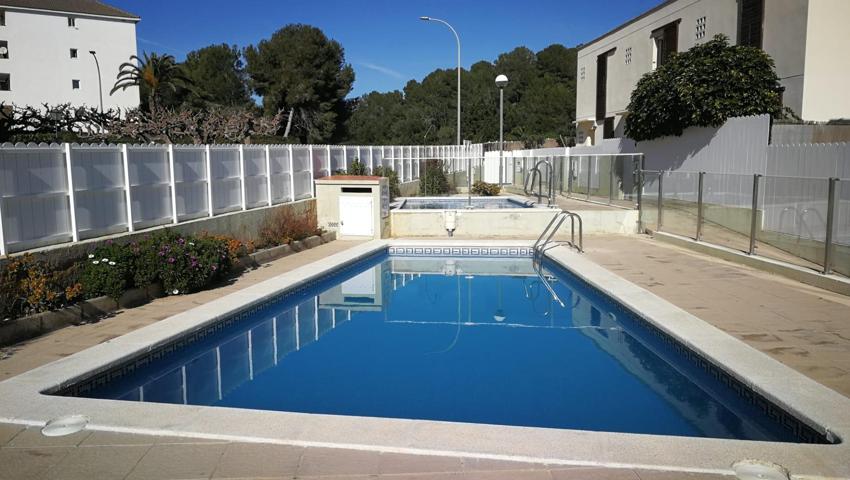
[576,0,850,145]
[0,0,140,112]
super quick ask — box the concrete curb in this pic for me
[651,230,850,297]
[0,231,337,347]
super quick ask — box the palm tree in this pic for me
[111,52,191,113]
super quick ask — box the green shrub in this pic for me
[420,160,450,196]
[626,35,786,141]
[81,241,134,300]
[80,230,234,299]
[1,254,81,320]
[373,165,401,199]
[346,159,367,176]
[471,181,501,196]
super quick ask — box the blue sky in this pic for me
[109,0,661,98]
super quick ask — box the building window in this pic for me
[603,117,616,139]
[739,0,763,48]
[68,17,76,27]
[0,73,10,91]
[651,20,679,69]
[72,79,80,89]
[0,10,6,26]
[580,66,585,81]
[70,48,78,58]
[596,50,614,121]
[624,47,632,65]
[0,40,7,59]
[695,16,707,40]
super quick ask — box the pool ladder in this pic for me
[524,159,555,205]
[533,210,584,259]
[529,210,583,308]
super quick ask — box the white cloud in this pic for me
[357,62,406,79]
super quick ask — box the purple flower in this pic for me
[211,265,217,271]
[178,238,185,245]
[158,251,165,257]
[168,257,175,264]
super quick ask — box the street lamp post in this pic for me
[89,50,104,113]
[419,16,461,147]
[496,74,508,185]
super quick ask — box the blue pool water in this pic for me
[64,253,825,443]
[398,197,532,209]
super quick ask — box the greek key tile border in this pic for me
[388,246,533,257]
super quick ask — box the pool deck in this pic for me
[1,236,849,479]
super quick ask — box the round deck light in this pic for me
[732,460,790,480]
[41,415,88,437]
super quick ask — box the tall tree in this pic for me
[111,52,191,113]
[182,44,252,108]
[245,24,354,143]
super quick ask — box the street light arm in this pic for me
[421,16,461,146]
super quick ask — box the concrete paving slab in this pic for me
[125,443,228,480]
[212,443,303,479]
[0,447,70,480]
[42,444,150,480]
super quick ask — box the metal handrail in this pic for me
[533,210,584,259]
[524,159,555,205]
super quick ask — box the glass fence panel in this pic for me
[587,155,608,204]
[572,156,590,197]
[611,155,641,208]
[757,176,831,273]
[640,171,660,232]
[660,171,700,239]
[700,173,755,253]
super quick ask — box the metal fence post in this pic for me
[205,145,214,217]
[657,172,664,232]
[265,145,273,207]
[748,174,761,255]
[238,145,247,210]
[167,144,179,223]
[288,144,295,201]
[308,145,315,198]
[63,143,79,242]
[636,169,643,232]
[823,178,838,275]
[121,144,134,232]
[608,156,615,205]
[568,157,574,196]
[586,156,592,201]
[695,172,705,241]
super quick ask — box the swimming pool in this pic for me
[57,251,827,444]
[396,197,534,209]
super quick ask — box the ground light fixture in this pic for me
[496,74,509,184]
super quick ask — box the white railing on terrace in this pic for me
[0,142,481,255]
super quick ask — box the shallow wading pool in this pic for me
[395,196,536,210]
[56,251,828,443]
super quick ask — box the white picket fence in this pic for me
[0,142,480,255]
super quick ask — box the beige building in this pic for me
[576,0,850,145]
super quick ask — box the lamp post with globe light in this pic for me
[496,74,509,184]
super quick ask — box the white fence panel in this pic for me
[311,146,329,178]
[209,146,242,214]
[71,144,127,239]
[127,145,172,230]
[330,147,345,173]
[172,146,209,221]
[292,147,313,200]
[268,146,292,204]
[0,143,72,252]
[243,146,268,209]
[345,146,358,170]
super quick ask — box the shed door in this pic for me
[339,196,373,236]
